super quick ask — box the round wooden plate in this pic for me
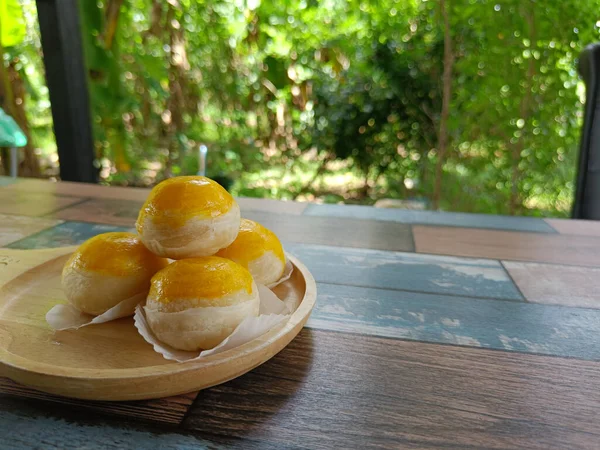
[0,247,316,401]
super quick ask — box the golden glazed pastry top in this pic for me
[136,176,235,229]
[149,257,254,307]
[64,232,167,277]
[216,219,285,267]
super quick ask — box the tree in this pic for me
[0,0,40,176]
[7,0,600,217]
[432,0,454,209]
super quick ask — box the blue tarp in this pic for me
[0,107,26,147]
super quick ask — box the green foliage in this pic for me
[0,0,26,47]
[10,0,600,216]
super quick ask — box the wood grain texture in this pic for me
[50,197,308,227]
[0,378,197,425]
[0,248,315,400]
[0,177,151,200]
[0,214,62,246]
[286,242,522,300]
[0,190,83,217]
[184,328,600,449]
[503,261,600,309]
[1,177,307,215]
[309,283,600,359]
[0,176,308,215]
[6,221,131,249]
[245,211,414,251]
[305,203,556,233]
[545,218,600,237]
[414,225,600,266]
[50,198,143,226]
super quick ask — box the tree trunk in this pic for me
[508,5,536,215]
[432,0,454,210]
[0,43,11,175]
[0,25,40,177]
[102,0,124,49]
[8,63,40,176]
[360,171,371,199]
[293,152,332,199]
[162,2,189,178]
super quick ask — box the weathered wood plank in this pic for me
[0,378,197,426]
[305,203,556,233]
[184,328,600,449]
[0,190,83,217]
[413,225,600,266]
[4,329,600,449]
[0,177,16,187]
[1,178,307,215]
[545,218,600,237]
[309,283,600,359]
[50,198,143,226]
[503,261,600,309]
[1,177,151,201]
[245,211,414,251]
[6,221,131,249]
[0,214,62,246]
[51,198,310,228]
[0,400,217,449]
[286,242,522,300]
[237,197,307,215]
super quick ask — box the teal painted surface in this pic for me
[0,176,17,186]
[0,410,216,450]
[6,221,132,249]
[304,204,556,233]
[309,283,600,360]
[286,242,523,301]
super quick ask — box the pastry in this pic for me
[216,218,285,285]
[144,256,260,350]
[61,232,168,316]
[136,176,240,259]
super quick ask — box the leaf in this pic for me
[0,0,26,47]
[264,55,287,89]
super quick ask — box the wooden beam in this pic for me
[36,0,97,183]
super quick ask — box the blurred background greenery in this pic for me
[1,0,599,216]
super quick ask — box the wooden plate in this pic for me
[0,247,316,401]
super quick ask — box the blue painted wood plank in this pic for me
[285,242,523,301]
[309,283,600,360]
[0,410,215,450]
[304,204,556,233]
[6,221,132,249]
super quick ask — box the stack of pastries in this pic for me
[61,176,287,350]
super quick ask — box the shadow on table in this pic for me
[184,327,315,440]
[0,328,315,450]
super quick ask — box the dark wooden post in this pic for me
[574,43,600,219]
[36,0,98,183]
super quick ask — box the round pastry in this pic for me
[136,176,241,259]
[216,218,285,285]
[145,257,260,351]
[62,232,168,316]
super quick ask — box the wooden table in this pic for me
[2,176,600,449]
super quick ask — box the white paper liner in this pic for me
[46,291,147,331]
[267,257,294,288]
[134,284,292,362]
[142,293,260,351]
